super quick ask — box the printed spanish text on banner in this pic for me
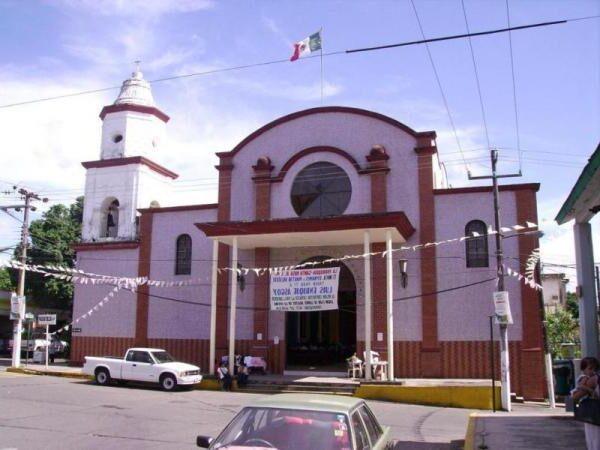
[270,267,340,311]
[290,31,322,61]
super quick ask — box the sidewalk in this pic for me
[464,402,586,449]
[1,358,89,379]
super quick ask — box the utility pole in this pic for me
[469,149,521,411]
[1,187,47,368]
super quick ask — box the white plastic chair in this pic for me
[347,357,363,378]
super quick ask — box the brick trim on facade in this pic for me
[196,212,415,239]
[138,203,217,214]
[217,106,436,158]
[515,188,546,400]
[215,154,234,358]
[433,183,540,195]
[82,156,179,180]
[135,212,153,347]
[416,141,441,376]
[73,241,139,251]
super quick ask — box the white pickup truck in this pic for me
[82,347,202,391]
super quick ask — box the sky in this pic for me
[0,0,598,289]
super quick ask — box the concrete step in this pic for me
[240,380,358,395]
[238,386,355,396]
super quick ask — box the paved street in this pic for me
[0,369,473,450]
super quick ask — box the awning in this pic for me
[195,211,415,249]
[556,142,600,224]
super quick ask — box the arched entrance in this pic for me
[285,257,356,371]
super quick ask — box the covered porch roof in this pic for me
[195,211,415,249]
[556,142,600,224]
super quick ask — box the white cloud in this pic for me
[54,0,213,17]
[261,15,294,49]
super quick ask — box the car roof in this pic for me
[128,348,166,352]
[249,394,365,414]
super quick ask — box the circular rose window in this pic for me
[291,162,351,218]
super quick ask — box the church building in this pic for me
[71,70,546,400]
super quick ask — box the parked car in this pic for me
[8,333,68,356]
[82,347,202,391]
[196,393,393,449]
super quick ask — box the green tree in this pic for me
[566,291,579,319]
[546,308,580,359]
[20,197,83,309]
[0,268,15,290]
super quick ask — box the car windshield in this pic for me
[211,407,352,450]
[151,351,176,363]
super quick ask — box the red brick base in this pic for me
[72,336,545,399]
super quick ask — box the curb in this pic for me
[6,368,499,410]
[355,385,500,410]
[463,412,478,450]
[7,367,92,380]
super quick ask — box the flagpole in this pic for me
[320,28,324,105]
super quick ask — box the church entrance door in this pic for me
[285,258,356,371]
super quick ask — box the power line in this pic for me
[461,0,491,151]
[410,0,469,175]
[125,276,499,311]
[345,19,570,55]
[1,16,592,110]
[505,0,523,172]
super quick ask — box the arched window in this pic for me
[175,234,192,275]
[465,220,489,268]
[103,199,119,238]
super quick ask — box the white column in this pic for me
[363,230,372,381]
[209,240,218,375]
[386,230,394,381]
[574,222,599,358]
[228,237,239,374]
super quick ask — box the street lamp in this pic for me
[398,259,408,289]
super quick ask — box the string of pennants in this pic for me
[503,247,543,291]
[57,285,122,335]
[0,221,543,336]
[0,220,540,288]
[46,256,543,338]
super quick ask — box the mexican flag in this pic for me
[290,31,322,62]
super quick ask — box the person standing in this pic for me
[572,357,600,449]
[236,363,249,388]
[216,363,232,391]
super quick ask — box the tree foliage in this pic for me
[566,292,579,319]
[546,308,580,359]
[18,197,83,309]
[0,268,14,291]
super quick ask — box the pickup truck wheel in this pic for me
[160,374,177,391]
[95,368,111,386]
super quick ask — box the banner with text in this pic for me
[270,267,340,312]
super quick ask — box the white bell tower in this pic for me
[81,66,177,242]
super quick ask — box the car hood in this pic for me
[159,362,200,371]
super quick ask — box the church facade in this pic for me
[71,71,546,399]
